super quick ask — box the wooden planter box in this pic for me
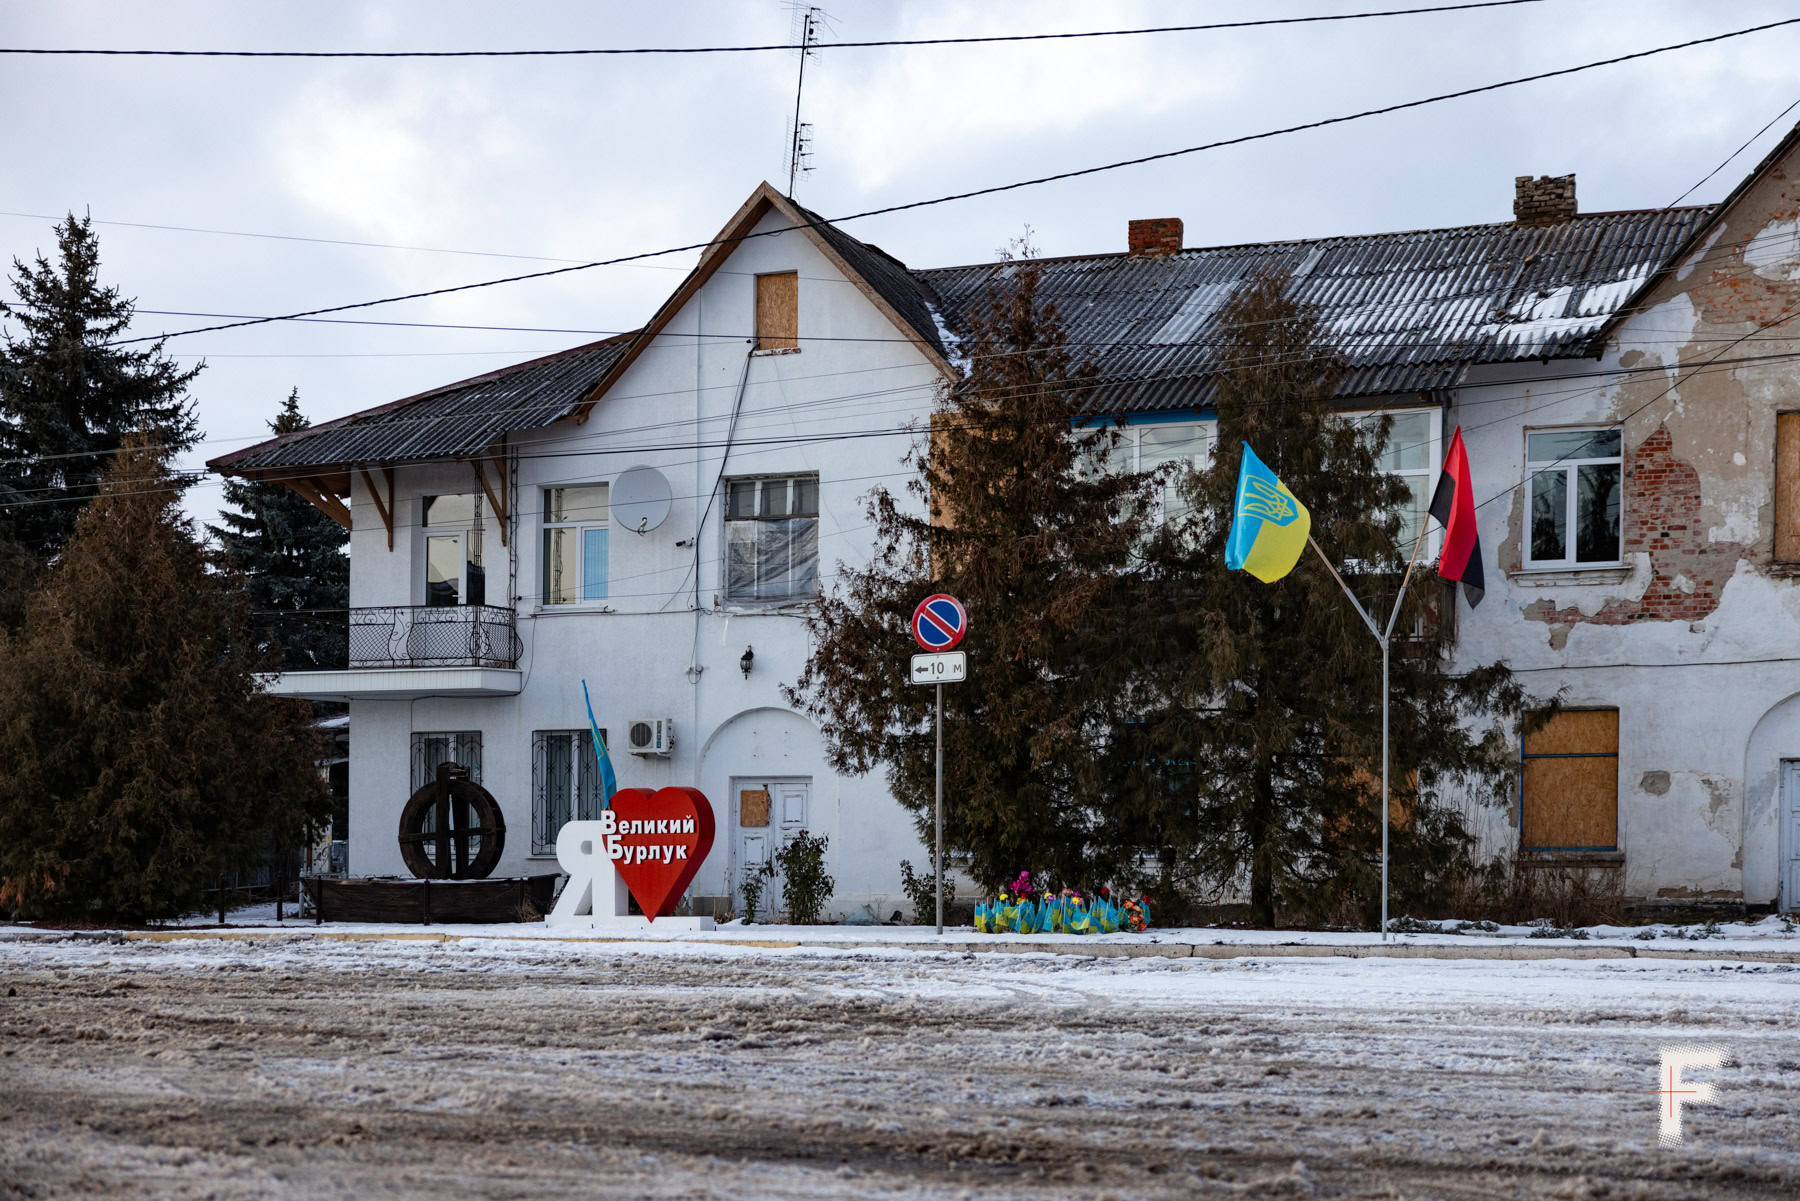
[303,874,559,924]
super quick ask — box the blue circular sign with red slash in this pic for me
[912,594,968,651]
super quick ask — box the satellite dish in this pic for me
[613,466,672,535]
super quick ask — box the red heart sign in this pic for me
[604,786,716,920]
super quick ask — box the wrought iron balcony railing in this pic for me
[347,605,521,669]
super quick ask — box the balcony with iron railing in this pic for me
[266,605,524,700]
[348,605,521,669]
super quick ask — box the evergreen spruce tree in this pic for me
[207,389,349,671]
[788,255,1152,890]
[0,437,328,923]
[1114,268,1531,927]
[0,214,201,604]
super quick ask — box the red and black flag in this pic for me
[1428,426,1485,608]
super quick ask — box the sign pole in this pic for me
[911,593,966,939]
[934,681,944,935]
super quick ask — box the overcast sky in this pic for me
[5,0,1800,525]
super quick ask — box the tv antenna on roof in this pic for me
[785,5,828,196]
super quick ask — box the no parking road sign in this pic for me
[910,593,968,936]
[911,594,968,651]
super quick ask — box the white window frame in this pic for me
[1080,414,1224,525]
[421,493,488,607]
[1109,416,1218,525]
[1342,406,1443,561]
[722,473,821,604]
[541,484,611,606]
[1523,425,1624,570]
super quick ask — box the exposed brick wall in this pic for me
[1128,218,1184,257]
[1514,174,1577,226]
[1692,167,1800,328]
[1521,426,1744,630]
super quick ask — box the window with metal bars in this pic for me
[531,730,606,855]
[410,732,483,792]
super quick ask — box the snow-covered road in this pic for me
[2,934,1796,1199]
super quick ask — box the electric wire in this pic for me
[0,3,1549,58]
[9,326,1800,504]
[99,17,1800,349]
[5,334,1790,519]
[15,203,1791,367]
[1667,95,1800,208]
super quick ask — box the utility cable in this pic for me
[0,3,1548,58]
[103,17,1800,349]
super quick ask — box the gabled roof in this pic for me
[211,178,1726,481]
[208,333,634,482]
[566,182,956,422]
[915,206,1711,413]
[211,183,956,484]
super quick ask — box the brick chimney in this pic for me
[1128,217,1184,257]
[1514,174,1577,226]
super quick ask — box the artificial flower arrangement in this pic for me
[974,871,1151,935]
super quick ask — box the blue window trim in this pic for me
[1518,709,1620,853]
[1072,407,1217,429]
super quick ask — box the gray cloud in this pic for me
[5,0,1798,524]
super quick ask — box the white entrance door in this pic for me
[731,777,809,920]
[1782,760,1800,912]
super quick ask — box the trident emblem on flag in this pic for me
[1240,475,1299,524]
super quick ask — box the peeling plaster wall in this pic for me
[1447,154,1800,907]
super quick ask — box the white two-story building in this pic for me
[217,131,1800,914]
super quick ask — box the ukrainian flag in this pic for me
[1225,443,1311,583]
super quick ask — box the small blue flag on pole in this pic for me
[580,679,618,808]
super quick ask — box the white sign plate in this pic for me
[910,651,967,684]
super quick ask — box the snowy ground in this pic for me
[154,903,1800,953]
[3,933,1798,1199]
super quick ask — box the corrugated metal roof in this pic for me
[209,334,633,476]
[214,204,1715,477]
[912,206,1714,412]
[792,200,950,360]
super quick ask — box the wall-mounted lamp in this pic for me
[740,645,755,679]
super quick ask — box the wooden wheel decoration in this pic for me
[398,762,506,879]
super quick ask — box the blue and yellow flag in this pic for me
[580,679,619,808]
[1225,443,1311,583]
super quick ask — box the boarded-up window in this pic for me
[1521,709,1618,851]
[1777,413,1800,561]
[755,271,798,350]
[739,789,771,827]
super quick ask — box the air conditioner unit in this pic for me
[626,718,674,756]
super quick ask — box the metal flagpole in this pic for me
[1308,521,1429,943]
[1377,522,1433,942]
[934,682,944,935]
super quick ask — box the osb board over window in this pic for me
[1522,709,1618,851]
[1777,413,1800,562]
[739,789,771,827]
[755,272,798,351]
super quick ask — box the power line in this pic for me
[0,3,1548,58]
[104,16,1800,349]
[9,311,1800,485]
[9,183,1781,352]
[7,331,1796,514]
[1667,93,1800,208]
